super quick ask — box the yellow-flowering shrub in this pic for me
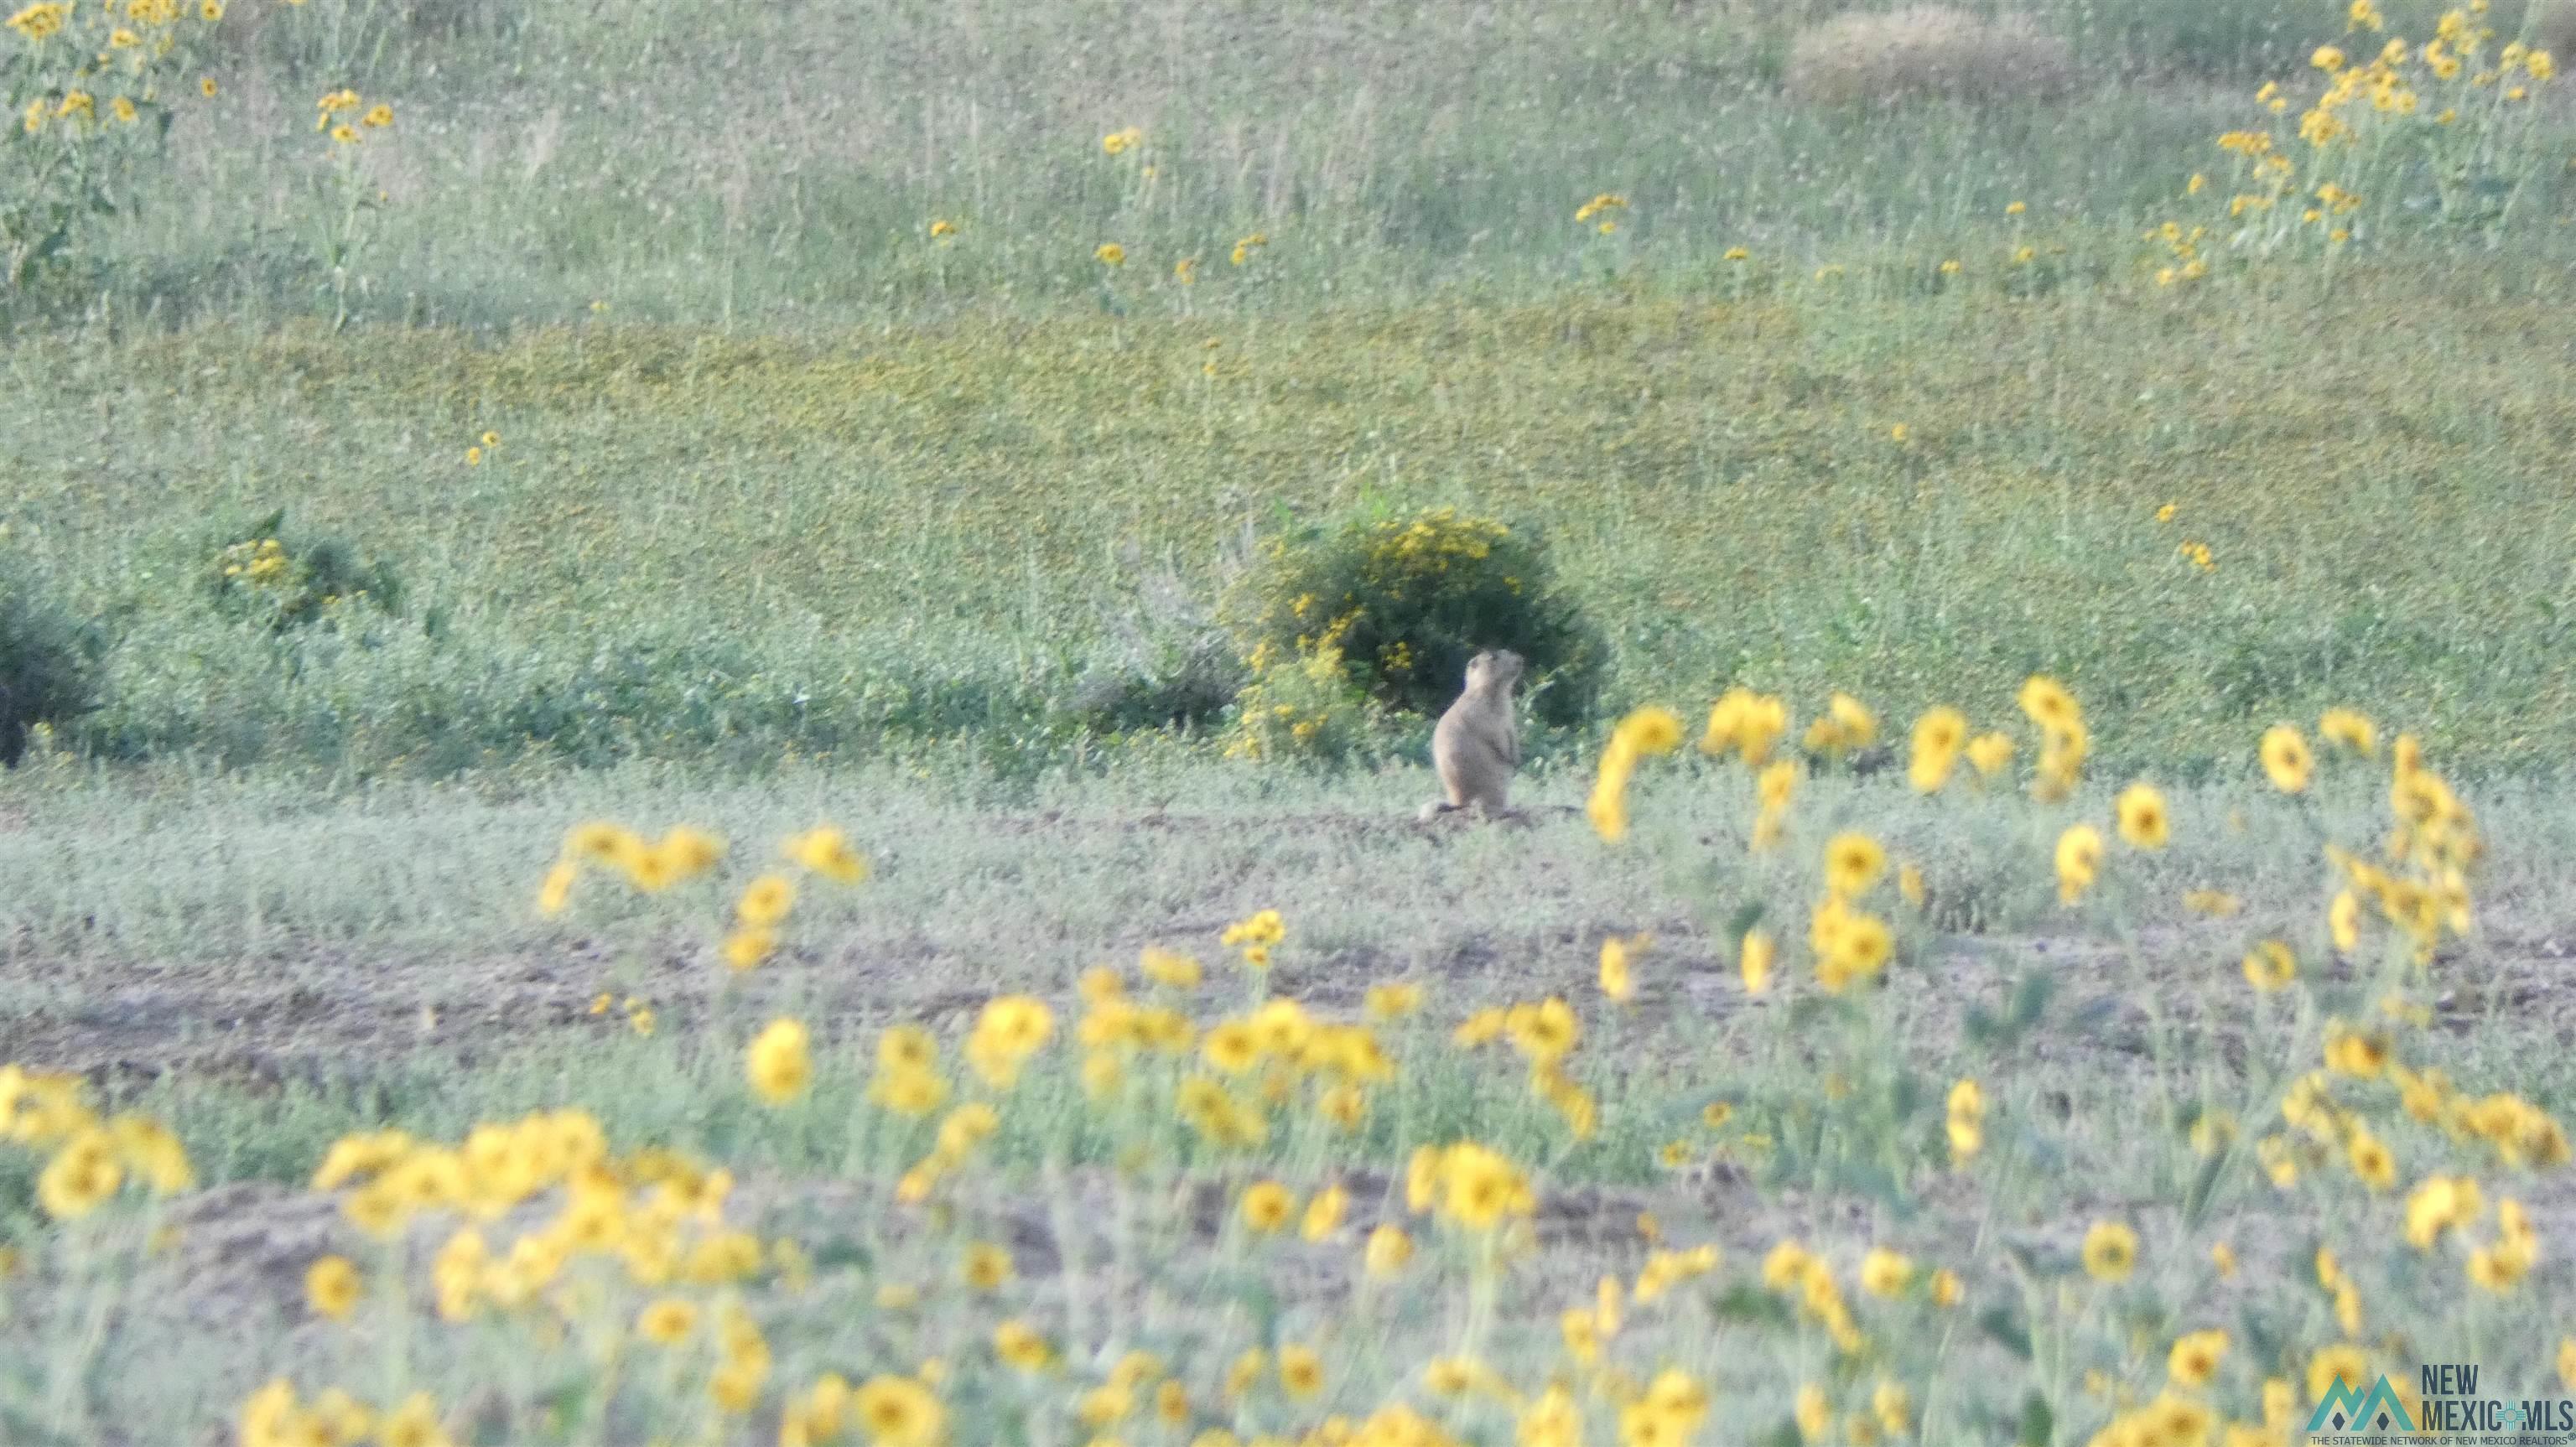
[1227,506,1602,728]
[1222,635,1389,762]
[2198,6,2558,262]
[3,0,221,290]
[202,511,404,632]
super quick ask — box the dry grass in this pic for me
[1784,5,2075,106]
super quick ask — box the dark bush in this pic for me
[204,509,405,633]
[0,563,103,767]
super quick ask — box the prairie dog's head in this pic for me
[1465,649,1524,693]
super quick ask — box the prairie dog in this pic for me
[1420,649,1524,822]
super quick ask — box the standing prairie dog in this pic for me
[1419,649,1524,822]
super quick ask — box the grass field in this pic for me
[8,0,2576,1442]
[13,277,2576,781]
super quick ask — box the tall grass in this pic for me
[6,0,2572,778]
[8,270,2576,780]
[14,0,2562,331]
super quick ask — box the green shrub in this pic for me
[1220,640,1390,763]
[1227,506,1602,727]
[1058,563,1243,734]
[3,0,216,295]
[0,562,101,767]
[203,510,403,632]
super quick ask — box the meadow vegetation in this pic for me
[6,0,2576,1442]
[7,0,2576,778]
[7,707,2576,1444]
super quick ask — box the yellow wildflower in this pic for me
[2081,1221,2138,1282]
[1598,934,1643,1002]
[2261,725,2313,793]
[746,1018,813,1105]
[304,1255,362,1320]
[1239,1180,1296,1234]
[2055,825,2103,905]
[1740,930,1774,994]
[2116,782,2171,848]
[1364,1223,1413,1276]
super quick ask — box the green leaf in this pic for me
[2122,1289,2175,1340]
[1785,993,1842,1033]
[1706,1283,1795,1329]
[1725,900,1766,946]
[1890,1069,1923,1123]
[2003,1232,2078,1278]
[2180,1147,2229,1231]
[2015,1126,2067,1175]
[2017,1390,2054,1447]
[807,1237,875,1273]
[2008,970,2056,1029]
[1831,1158,1912,1216]
[1978,1304,2034,1360]
[2238,1304,2286,1371]
[0,1399,74,1447]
